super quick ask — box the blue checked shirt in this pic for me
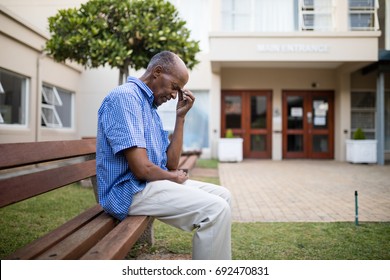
[96,76,170,221]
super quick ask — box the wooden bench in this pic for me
[179,151,202,173]
[0,139,199,260]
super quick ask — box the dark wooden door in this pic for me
[221,90,272,159]
[282,90,334,159]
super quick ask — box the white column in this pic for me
[210,71,222,159]
[335,71,351,161]
[376,72,385,165]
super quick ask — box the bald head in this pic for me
[147,51,189,84]
[140,51,190,107]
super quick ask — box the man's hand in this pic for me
[124,147,188,183]
[177,89,195,118]
[169,169,189,184]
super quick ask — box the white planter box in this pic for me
[346,139,377,163]
[218,138,243,162]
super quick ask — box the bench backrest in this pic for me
[0,139,96,208]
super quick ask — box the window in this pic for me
[41,84,74,128]
[351,91,376,139]
[0,68,28,126]
[221,0,296,32]
[222,0,251,32]
[158,90,210,151]
[299,0,333,31]
[349,0,379,31]
[184,91,210,150]
[170,0,211,52]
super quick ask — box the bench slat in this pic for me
[178,156,188,167]
[35,212,116,260]
[7,205,103,260]
[0,139,96,169]
[0,159,96,208]
[179,154,198,172]
[81,216,152,260]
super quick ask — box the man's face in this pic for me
[153,72,184,107]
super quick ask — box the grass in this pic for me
[142,220,390,260]
[0,183,96,259]
[195,158,219,169]
[1,160,389,260]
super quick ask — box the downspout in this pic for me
[376,72,385,165]
[35,50,45,142]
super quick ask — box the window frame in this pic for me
[0,68,29,127]
[41,84,74,129]
[41,103,63,128]
[349,0,379,31]
[42,85,63,107]
[298,0,333,31]
[350,90,376,139]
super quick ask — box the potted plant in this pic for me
[346,128,377,163]
[218,129,243,162]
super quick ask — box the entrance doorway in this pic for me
[282,90,334,159]
[221,90,272,159]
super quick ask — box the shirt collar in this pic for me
[127,76,155,107]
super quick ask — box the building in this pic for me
[1,0,389,164]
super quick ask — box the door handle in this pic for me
[307,112,312,124]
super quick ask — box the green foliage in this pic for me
[45,0,200,83]
[225,129,234,138]
[353,128,366,140]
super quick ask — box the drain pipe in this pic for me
[355,191,359,226]
[35,50,45,142]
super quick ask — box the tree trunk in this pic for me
[118,69,124,85]
[118,66,130,85]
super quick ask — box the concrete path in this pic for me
[218,160,390,222]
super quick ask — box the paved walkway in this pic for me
[217,160,390,222]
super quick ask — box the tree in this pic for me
[45,0,200,84]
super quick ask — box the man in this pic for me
[96,51,231,260]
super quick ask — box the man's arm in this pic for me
[124,147,188,184]
[166,90,195,170]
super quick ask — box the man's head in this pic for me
[141,51,189,107]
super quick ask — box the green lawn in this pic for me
[134,219,390,260]
[1,162,389,260]
[0,183,96,259]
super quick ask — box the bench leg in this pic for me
[91,176,99,203]
[91,176,154,247]
[136,218,155,246]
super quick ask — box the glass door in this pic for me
[283,90,334,159]
[246,92,272,158]
[221,90,272,159]
[284,93,306,158]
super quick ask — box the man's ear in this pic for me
[153,65,163,78]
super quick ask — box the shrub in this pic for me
[353,128,366,140]
[225,129,234,138]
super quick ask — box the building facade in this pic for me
[0,5,83,142]
[1,0,389,164]
[175,0,390,164]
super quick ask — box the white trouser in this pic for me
[128,179,232,260]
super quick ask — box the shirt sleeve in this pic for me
[102,92,146,155]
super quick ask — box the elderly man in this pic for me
[96,51,231,259]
